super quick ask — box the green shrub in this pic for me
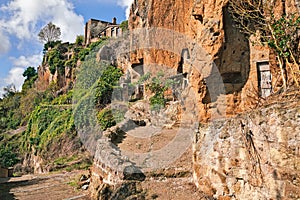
[0,145,19,168]
[149,93,165,111]
[95,65,123,107]
[75,35,84,46]
[47,48,65,74]
[88,39,107,51]
[78,48,90,61]
[43,40,62,53]
[51,91,73,105]
[138,72,174,110]
[120,20,128,31]
[64,57,77,68]
[97,108,116,131]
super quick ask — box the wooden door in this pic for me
[257,62,272,98]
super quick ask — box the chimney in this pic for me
[112,17,117,25]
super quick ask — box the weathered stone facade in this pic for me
[193,103,300,199]
[87,0,300,199]
[125,0,249,122]
[84,18,122,46]
[89,138,146,199]
[120,0,299,122]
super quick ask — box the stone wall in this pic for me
[84,18,121,46]
[89,138,145,199]
[193,103,300,199]
[0,167,13,178]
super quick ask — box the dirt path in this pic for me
[0,171,90,200]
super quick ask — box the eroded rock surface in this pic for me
[193,103,300,199]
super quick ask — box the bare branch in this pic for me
[38,22,61,43]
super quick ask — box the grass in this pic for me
[53,155,78,165]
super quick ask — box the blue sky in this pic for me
[0,0,132,96]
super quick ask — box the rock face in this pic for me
[89,0,300,199]
[193,103,300,199]
[36,63,75,92]
[126,0,261,122]
[124,0,300,122]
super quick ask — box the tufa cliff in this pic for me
[125,0,299,122]
[193,97,300,199]
[88,0,300,199]
[24,0,300,198]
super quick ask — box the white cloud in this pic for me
[0,88,4,97]
[0,30,10,54]
[4,67,25,91]
[0,0,84,42]
[117,0,134,18]
[0,54,43,93]
[0,0,85,96]
[10,53,43,68]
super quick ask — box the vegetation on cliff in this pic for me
[136,72,178,110]
[0,35,111,171]
[120,20,128,31]
[228,0,300,89]
[0,82,80,170]
[72,44,124,132]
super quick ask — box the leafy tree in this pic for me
[47,48,65,75]
[38,22,61,44]
[22,67,38,91]
[23,67,37,81]
[43,40,62,53]
[0,145,19,168]
[120,20,128,31]
[0,87,22,131]
[228,0,300,90]
[75,35,84,46]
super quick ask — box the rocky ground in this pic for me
[140,177,208,200]
[114,126,208,199]
[0,170,90,200]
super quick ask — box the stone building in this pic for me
[0,167,13,178]
[84,17,122,46]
